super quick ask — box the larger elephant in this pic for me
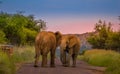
[60,35,80,67]
[34,31,62,67]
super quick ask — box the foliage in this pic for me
[0,12,46,45]
[81,49,120,74]
[0,46,35,74]
[105,31,120,51]
[0,51,16,74]
[0,30,7,43]
[106,58,120,74]
[87,20,120,51]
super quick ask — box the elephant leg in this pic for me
[60,53,63,64]
[50,50,55,67]
[41,54,47,67]
[66,54,71,67]
[63,51,67,66]
[72,54,77,67]
[34,56,40,67]
[66,49,73,67]
[34,48,40,67]
[60,51,64,64]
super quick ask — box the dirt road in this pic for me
[17,58,105,74]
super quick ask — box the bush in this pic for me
[0,51,16,74]
[0,30,7,43]
[87,20,120,51]
[0,12,46,45]
[106,59,120,74]
[0,46,35,74]
[82,49,120,74]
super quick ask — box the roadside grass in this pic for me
[0,46,35,74]
[12,46,51,63]
[78,49,120,74]
[12,46,35,63]
[0,45,55,74]
[0,51,16,74]
[12,46,52,69]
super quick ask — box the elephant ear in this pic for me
[55,31,62,40]
[68,35,76,48]
[55,31,62,45]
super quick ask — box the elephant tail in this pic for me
[34,43,41,58]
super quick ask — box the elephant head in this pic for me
[60,35,80,67]
[60,35,69,65]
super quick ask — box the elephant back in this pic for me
[35,31,57,52]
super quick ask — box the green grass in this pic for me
[79,49,120,74]
[0,46,35,74]
[0,51,16,74]
[12,46,51,63]
[12,46,35,63]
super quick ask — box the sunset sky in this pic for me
[0,0,120,34]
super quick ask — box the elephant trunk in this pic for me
[60,49,66,65]
[60,53,64,64]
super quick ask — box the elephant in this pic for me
[60,35,80,67]
[34,31,62,67]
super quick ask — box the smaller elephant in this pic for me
[60,35,80,67]
[34,31,62,67]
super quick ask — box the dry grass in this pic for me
[79,49,120,74]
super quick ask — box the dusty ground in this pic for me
[17,58,105,74]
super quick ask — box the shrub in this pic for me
[87,20,120,51]
[0,30,7,43]
[0,51,16,74]
[106,59,120,74]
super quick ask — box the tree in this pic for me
[88,20,113,49]
[0,30,7,43]
[35,19,47,32]
[0,12,46,45]
[88,20,120,51]
[105,31,120,51]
